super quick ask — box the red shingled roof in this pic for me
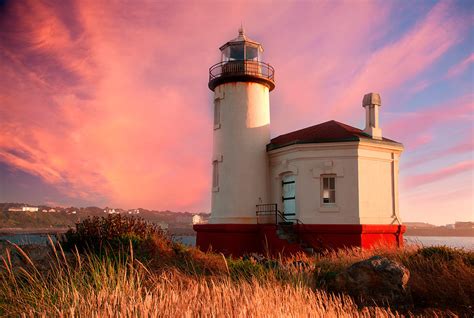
[267,120,399,151]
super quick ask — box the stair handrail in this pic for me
[256,203,327,253]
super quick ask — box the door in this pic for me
[282,175,296,222]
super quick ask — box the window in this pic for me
[212,161,219,189]
[245,45,258,61]
[229,44,244,60]
[322,175,336,204]
[214,98,221,128]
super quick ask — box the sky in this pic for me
[0,0,472,225]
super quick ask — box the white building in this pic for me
[23,206,39,212]
[104,208,119,214]
[194,29,405,256]
[192,215,203,225]
[8,206,39,212]
[7,207,23,212]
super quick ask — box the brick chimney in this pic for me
[362,92,382,140]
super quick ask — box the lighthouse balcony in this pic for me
[208,60,275,91]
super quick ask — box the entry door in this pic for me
[282,175,296,222]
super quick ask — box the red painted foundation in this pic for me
[194,223,405,257]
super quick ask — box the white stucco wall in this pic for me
[268,141,403,225]
[210,82,271,224]
[357,141,403,224]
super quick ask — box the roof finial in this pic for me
[238,23,245,37]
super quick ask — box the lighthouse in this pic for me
[194,29,405,257]
[208,27,275,224]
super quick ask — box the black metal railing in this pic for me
[256,203,279,224]
[256,203,304,225]
[209,60,275,83]
[256,203,323,252]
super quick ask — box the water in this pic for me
[1,234,472,250]
[172,235,196,246]
[405,236,474,250]
[0,233,195,247]
[0,234,57,245]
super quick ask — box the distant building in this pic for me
[8,207,23,212]
[192,215,203,224]
[8,206,39,212]
[104,208,119,214]
[455,222,474,229]
[404,222,436,229]
[23,206,39,212]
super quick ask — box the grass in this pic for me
[0,242,403,317]
[0,226,472,317]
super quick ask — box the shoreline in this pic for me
[2,228,474,237]
[0,228,198,237]
[0,228,70,235]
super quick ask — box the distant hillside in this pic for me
[404,221,474,237]
[0,202,208,235]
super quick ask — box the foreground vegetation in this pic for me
[0,215,472,317]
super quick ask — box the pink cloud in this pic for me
[404,160,474,188]
[403,138,474,169]
[266,1,393,134]
[0,0,295,210]
[384,94,473,149]
[328,1,469,119]
[446,52,474,79]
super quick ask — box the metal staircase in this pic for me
[256,204,316,254]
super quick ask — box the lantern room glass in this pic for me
[221,43,262,62]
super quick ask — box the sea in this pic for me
[0,234,472,250]
[0,233,198,247]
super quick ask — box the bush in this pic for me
[227,258,269,281]
[62,214,170,257]
[404,246,474,309]
[416,245,474,265]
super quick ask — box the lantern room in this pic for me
[208,28,275,91]
[220,27,263,62]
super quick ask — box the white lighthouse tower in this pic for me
[208,28,275,224]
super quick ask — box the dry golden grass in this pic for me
[0,242,406,318]
[0,238,472,317]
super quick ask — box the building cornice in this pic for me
[267,139,403,157]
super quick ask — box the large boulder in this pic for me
[335,255,411,306]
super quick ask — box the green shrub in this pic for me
[62,214,170,257]
[228,258,269,281]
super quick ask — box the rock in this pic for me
[335,255,411,306]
